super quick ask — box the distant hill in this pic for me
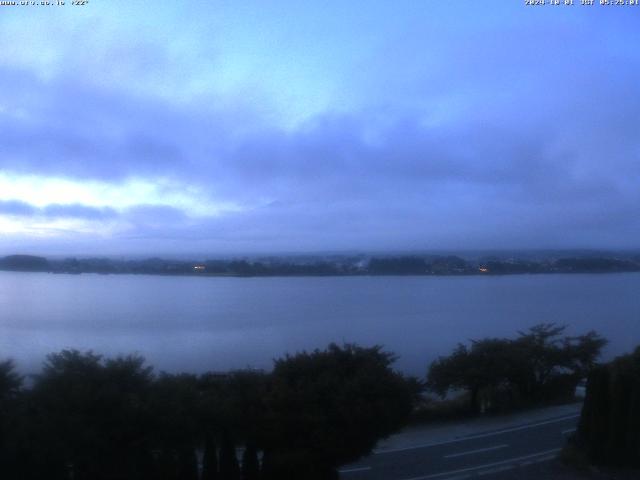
[0,255,50,272]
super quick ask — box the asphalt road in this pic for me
[339,412,580,480]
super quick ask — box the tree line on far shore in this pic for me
[0,323,627,480]
[2,253,639,277]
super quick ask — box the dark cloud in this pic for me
[0,200,37,216]
[0,68,191,180]
[0,200,117,221]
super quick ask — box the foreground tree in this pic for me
[197,369,268,480]
[262,343,421,479]
[575,346,640,467]
[511,324,607,402]
[28,350,156,480]
[148,372,200,480]
[427,324,607,412]
[427,339,519,413]
[0,360,22,402]
[241,442,260,480]
[202,433,220,480]
[0,359,23,476]
[2,344,419,479]
[219,431,241,480]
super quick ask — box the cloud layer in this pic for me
[0,2,638,254]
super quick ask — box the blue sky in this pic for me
[0,1,639,255]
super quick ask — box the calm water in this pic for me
[1,271,638,376]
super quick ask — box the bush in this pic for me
[0,344,420,480]
[576,346,640,468]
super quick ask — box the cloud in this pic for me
[43,204,118,221]
[0,200,116,221]
[0,200,37,217]
[0,4,639,253]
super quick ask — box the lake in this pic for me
[1,271,638,376]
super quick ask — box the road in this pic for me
[339,411,580,480]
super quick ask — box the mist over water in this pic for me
[1,271,638,377]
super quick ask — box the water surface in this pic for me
[1,272,638,376]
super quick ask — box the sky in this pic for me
[0,1,639,256]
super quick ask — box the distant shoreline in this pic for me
[1,252,639,279]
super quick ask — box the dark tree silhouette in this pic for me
[512,324,606,401]
[576,346,640,467]
[241,442,260,480]
[27,350,156,480]
[0,360,22,401]
[427,324,607,412]
[427,339,519,412]
[263,343,420,479]
[2,343,419,480]
[0,359,24,479]
[148,372,200,479]
[368,256,429,275]
[219,430,241,480]
[202,433,220,480]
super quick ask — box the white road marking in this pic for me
[444,444,508,459]
[478,465,514,476]
[520,453,558,466]
[339,466,372,474]
[398,447,562,480]
[562,428,576,435]
[376,413,579,454]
